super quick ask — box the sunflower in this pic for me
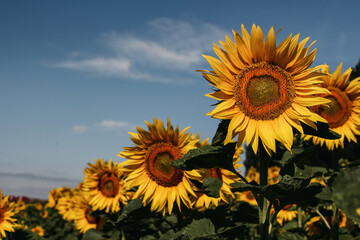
[235,166,260,206]
[200,24,330,155]
[83,158,128,213]
[268,166,281,185]
[271,204,298,226]
[56,188,79,221]
[305,216,322,237]
[72,193,103,233]
[31,225,44,237]
[305,63,360,150]
[0,191,18,238]
[194,146,243,209]
[119,118,202,215]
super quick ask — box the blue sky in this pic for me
[1,0,360,199]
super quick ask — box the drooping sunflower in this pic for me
[305,63,360,150]
[0,191,18,238]
[200,24,330,154]
[118,118,202,215]
[83,158,128,213]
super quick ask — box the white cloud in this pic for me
[54,57,131,76]
[72,125,88,133]
[50,18,228,84]
[97,120,129,128]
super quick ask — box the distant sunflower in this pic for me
[305,63,360,150]
[305,216,322,237]
[83,159,128,213]
[200,24,330,155]
[56,188,79,221]
[236,166,260,206]
[271,204,298,226]
[73,193,103,233]
[31,225,44,237]
[0,191,18,238]
[119,118,201,215]
[268,166,281,185]
[195,146,243,209]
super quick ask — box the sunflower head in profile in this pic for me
[305,63,360,150]
[118,117,201,215]
[200,24,330,155]
[0,191,18,238]
[83,158,128,213]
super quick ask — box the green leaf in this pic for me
[202,177,223,198]
[279,163,314,180]
[300,121,341,139]
[278,231,305,240]
[230,182,259,192]
[211,120,230,146]
[82,229,104,240]
[169,218,217,240]
[171,143,237,173]
[332,167,360,223]
[117,198,143,223]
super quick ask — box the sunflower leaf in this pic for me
[172,218,217,239]
[332,167,360,222]
[171,143,237,172]
[117,198,143,223]
[82,229,104,240]
[300,121,341,139]
[203,177,223,198]
[211,119,230,146]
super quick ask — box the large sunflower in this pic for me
[83,159,128,213]
[200,24,330,154]
[305,63,360,150]
[118,118,201,215]
[0,191,18,238]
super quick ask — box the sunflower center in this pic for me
[282,204,292,211]
[85,208,98,224]
[146,143,183,187]
[310,87,352,128]
[99,172,120,198]
[0,209,4,224]
[245,191,255,200]
[234,62,294,120]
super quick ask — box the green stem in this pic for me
[315,207,331,230]
[297,206,302,229]
[258,142,270,240]
[331,149,340,240]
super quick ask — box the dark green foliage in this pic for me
[332,167,360,223]
[202,178,223,198]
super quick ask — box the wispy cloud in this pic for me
[72,125,88,133]
[49,18,227,84]
[97,120,130,129]
[72,120,133,134]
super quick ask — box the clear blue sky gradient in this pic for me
[1,0,360,198]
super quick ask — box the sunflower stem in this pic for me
[258,142,270,239]
[331,149,340,240]
[297,205,302,229]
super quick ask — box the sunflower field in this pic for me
[2,24,360,240]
